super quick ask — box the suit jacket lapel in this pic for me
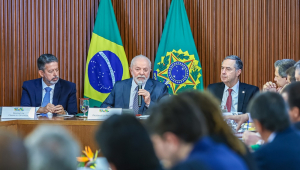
[217,83,226,101]
[140,79,154,113]
[123,78,132,108]
[238,83,246,112]
[35,78,43,106]
[53,80,61,105]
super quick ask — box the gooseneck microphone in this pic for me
[138,82,142,107]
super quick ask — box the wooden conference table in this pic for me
[0,116,102,150]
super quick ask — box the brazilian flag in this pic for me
[153,0,203,95]
[84,0,130,107]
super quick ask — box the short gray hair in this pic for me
[222,55,243,70]
[37,54,58,71]
[130,54,151,68]
[274,59,296,78]
[25,125,80,170]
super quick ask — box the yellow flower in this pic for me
[77,146,99,168]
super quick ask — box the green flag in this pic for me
[84,0,130,107]
[153,0,203,94]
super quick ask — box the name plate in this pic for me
[88,108,122,120]
[1,107,36,120]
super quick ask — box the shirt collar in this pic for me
[42,78,55,90]
[224,81,239,93]
[267,132,276,143]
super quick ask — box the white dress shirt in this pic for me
[267,132,276,143]
[221,81,239,112]
[129,79,146,109]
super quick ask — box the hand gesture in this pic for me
[138,89,151,105]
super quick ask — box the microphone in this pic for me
[138,81,142,107]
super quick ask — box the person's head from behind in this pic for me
[0,131,28,170]
[178,90,246,155]
[274,59,295,87]
[130,54,152,84]
[286,66,296,84]
[25,125,80,170]
[220,55,243,88]
[247,92,290,141]
[294,61,300,81]
[95,114,160,170]
[281,82,300,123]
[145,94,207,169]
[37,54,59,86]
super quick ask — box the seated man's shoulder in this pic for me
[23,78,41,85]
[240,82,259,90]
[151,78,167,87]
[207,82,224,89]
[59,78,76,87]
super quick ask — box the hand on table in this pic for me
[242,131,262,146]
[37,103,55,113]
[53,105,66,115]
[224,114,249,131]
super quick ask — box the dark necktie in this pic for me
[132,86,139,114]
[226,89,233,112]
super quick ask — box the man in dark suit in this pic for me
[248,92,300,170]
[101,55,168,115]
[207,55,259,113]
[20,54,77,115]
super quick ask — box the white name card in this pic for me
[88,108,122,120]
[1,107,36,120]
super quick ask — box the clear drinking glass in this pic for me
[220,105,228,113]
[79,98,90,117]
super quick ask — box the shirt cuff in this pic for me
[36,107,40,113]
[145,104,150,108]
[247,113,253,123]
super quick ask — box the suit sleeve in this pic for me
[20,82,32,106]
[100,86,116,108]
[148,84,169,107]
[66,83,77,115]
[249,86,260,100]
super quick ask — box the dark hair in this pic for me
[283,82,300,112]
[247,92,290,132]
[145,93,207,143]
[223,55,243,70]
[0,131,28,170]
[95,114,160,170]
[37,54,58,71]
[274,59,296,78]
[286,66,296,83]
[178,91,246,155]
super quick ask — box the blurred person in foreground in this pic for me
[179,91,257,170]
[228,82,300,146]
[0,131,28,170]
[25,125,80,170]
[281,82,300,129]
[294,61,300,81]
[263,59,295,93]
[285,66,296,84]
[95,114,162,170]
[248,92,300,170]
[145,93,249,170]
